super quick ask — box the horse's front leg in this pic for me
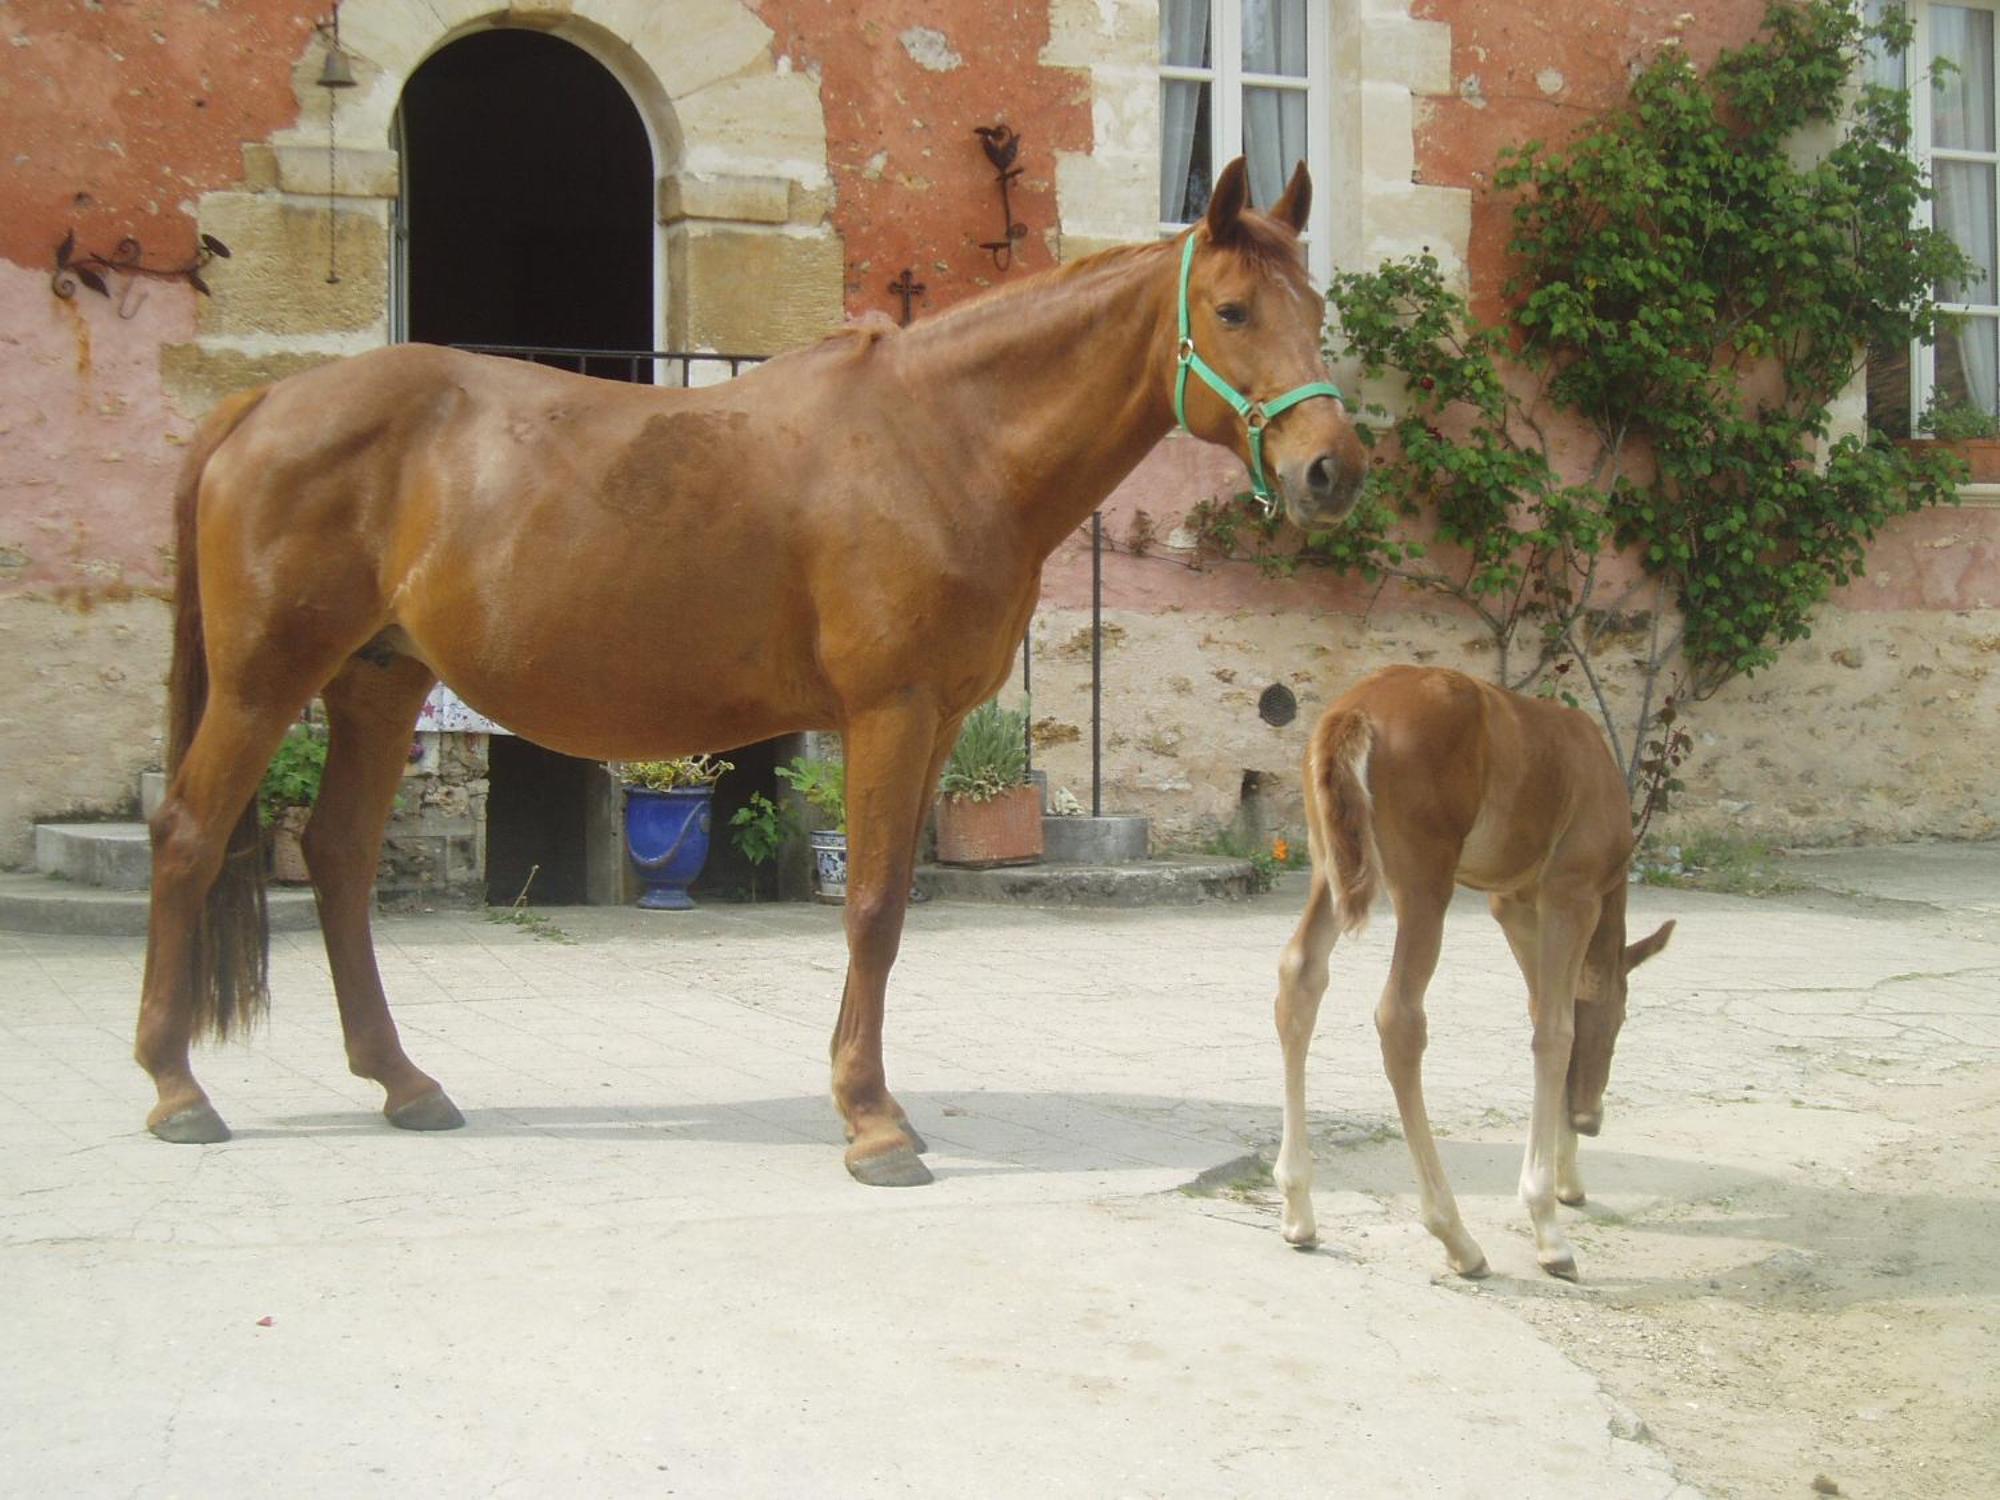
[828,701,957,1186]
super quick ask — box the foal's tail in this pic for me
[1307,709,1379,936]
[164,387,272,1041]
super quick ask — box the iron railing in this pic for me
[452,343,765,386]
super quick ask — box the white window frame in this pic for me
[1159,1,1335,286]
[1892,0,2000,429]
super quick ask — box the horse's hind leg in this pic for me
[139,697,305,1142]
[1273,864,1338,1247]
[1377,879,1488,1278]
[308,655,462,1130]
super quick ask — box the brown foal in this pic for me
[1272,666,1674,1278]
[138,158,1366,1185]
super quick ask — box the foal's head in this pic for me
[1568,913,1677,1136]
[1176,158,1367,529]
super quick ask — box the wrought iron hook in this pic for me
[972,124,1027,272]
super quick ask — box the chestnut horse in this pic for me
[138,158,1365,1185]
[1272,666,1674,1277]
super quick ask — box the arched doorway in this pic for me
[397,27,653,905]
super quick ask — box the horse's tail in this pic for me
[164,386,272,1042]
[1308,708,1379,937]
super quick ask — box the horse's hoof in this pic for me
[150,1103,230,1144]
[1556,1187,1587,1207]
[387,1089,465,1132]
[846,1141,934,1188]
[1455,1255,1491,1280]
[1541,1253,1579,1282]
[899,1123,929,1155]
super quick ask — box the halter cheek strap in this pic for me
[1174,232,1344,515]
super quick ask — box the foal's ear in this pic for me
[1271,161,1312,233]
[1205,157,1251,243]
[1623,919,1675,972]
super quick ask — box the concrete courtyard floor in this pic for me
[3,844,1996,1497]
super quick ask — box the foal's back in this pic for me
[1327,665,1631,899]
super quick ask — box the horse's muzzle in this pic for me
[1281,449,1364,527]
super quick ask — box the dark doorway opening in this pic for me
[401,27,652,352]
[398,28,653,905]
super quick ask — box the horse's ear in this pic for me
[1623,919,1675,972]
[1271,161,1312,233]
[1205,157,1250,244]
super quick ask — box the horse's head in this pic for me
[1174,157,1367,529]
[1567,915,1676,1136]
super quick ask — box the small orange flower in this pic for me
[1271,837,1290,865]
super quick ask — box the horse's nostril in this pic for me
[1307,456,1336,496]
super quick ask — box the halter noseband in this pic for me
[1173,231,1344,516]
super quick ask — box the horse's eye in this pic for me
[1216,303,1249,328]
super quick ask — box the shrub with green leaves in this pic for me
[939,700,1029,803]
[1189,0,1969,825]
[776,756,846,833]
[621,755,734,791]
[257,724,328,827]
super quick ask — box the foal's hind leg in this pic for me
[139,696,306,1142]
[309,656,461,1130]
[1376,880,1488,1278]
[1273,866,1338,1247]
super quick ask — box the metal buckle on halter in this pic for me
[1245,401,1269,431]
[1176,337,1195,366]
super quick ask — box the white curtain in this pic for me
[1161,0,1211,221]
[1241,0,1307,209]
[1932,5,1999,412]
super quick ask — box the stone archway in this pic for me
[165,0,845,418]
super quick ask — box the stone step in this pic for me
[34,821,153,890]
[0,871,319,937]
[914,854,1255,907]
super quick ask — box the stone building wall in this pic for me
[0,0,1993,886]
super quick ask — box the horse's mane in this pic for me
[773,210,1309,369]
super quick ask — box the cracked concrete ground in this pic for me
[2,843,1994,1497]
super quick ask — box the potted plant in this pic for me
[727,791,799,902]
[258,722,328,884]
[620,754,733,910]
[776,755,847,903]
[935,699,1043,867]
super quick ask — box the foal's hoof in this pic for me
[1556,1187,1587,1208]
[150,1103,230,1144]
[846,1141,934,1188]
[1541,1253,1579,1283]
[1455,1255,1491,1281]
[387,1089,465,1132]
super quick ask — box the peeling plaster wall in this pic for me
[0,0,1994,876]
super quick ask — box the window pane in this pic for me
[1161,0,1213,68]
[1162,78,1213,222]
[1242,0,1307,76]
[1935,159,1998,304]
[1933,313,2000,415]
[1931,6,1995,151]
[1863,1,1907,91]
[1243,85,1307,210]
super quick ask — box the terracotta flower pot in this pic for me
[935,784,1045,868]
[268,806,311,885]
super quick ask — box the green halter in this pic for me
[1174,231,1344,515]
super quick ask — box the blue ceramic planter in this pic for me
[624,786,714,910]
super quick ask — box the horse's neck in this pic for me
[896,249,1178,555]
